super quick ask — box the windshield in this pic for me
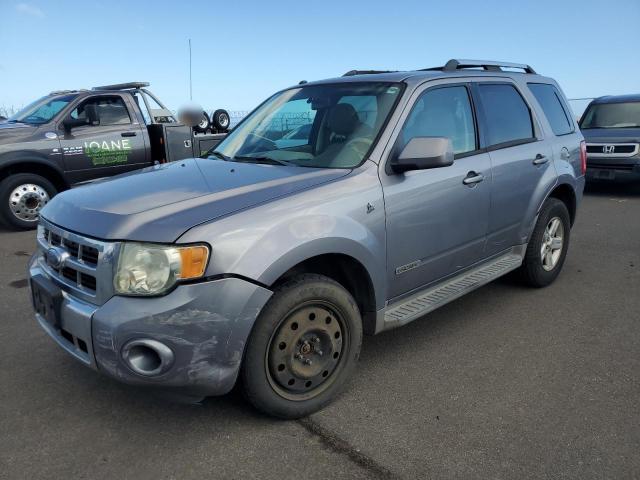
[580,102,640,129]
[9,94,76,125]
[209,82,403,169]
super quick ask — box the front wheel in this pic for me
[519,198,571,287]
[0,173,57,230]
[241,274,362,419]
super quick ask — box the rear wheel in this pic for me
[242,274,362,419]
[0,173,56,230]
[519,198,571,287]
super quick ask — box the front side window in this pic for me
[71,96,131,126]
[8,94,76,125]
[580,101,640,129]
[211,82,402,169]
[400,85,476,155]
[528,83,573,136]
[477,84,534,147]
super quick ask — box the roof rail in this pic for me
[342,70,397,77]
[92,82,150,91]
[424,59,536,74]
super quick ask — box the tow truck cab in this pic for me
[0,82,227,229]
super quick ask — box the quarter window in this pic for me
[477,84,534,147]
[528,83,573,136]
[400,86,476,155]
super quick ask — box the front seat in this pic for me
[315,103,372,167]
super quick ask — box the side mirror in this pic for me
[391,137,454,173]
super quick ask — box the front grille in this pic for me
[37,219,117,305]
[586,143,639,157]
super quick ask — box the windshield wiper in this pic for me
[207,151,230,161]
[232,155,294,166]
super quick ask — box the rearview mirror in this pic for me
[391,137,454,173]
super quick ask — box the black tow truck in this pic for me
[0,82,229,229]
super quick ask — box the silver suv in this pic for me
[29,60,585,418]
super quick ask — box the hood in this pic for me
[581,128,640,143]
[42,158,350,242]
[0,122,38,142]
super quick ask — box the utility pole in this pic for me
[189,38,193,101]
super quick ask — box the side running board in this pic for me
[381,248,524,332]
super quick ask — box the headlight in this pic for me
[114,243,209,296]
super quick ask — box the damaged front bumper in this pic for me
[29,256,273,396]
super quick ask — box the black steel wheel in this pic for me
[242,274,362,419]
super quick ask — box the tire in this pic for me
[241,274,363,419]
[519,198,571,287]
[0,173,57,230]
[194,111,210,133]
[211,109,230,132]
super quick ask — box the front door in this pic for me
[58,94,147,184]
[382,83,492,300]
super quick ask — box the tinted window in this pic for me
[529,83,573,135]
[401,86,476,154]
[71,96,131,126]
[580,102,640,129]
[477,84,534,147]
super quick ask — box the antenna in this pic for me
[188,38,193,101]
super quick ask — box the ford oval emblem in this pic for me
[44,132,58,140]
[46,247,65,269]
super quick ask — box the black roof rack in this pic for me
[92,82,150,91]
[423,59,536,74]
[342,70,397,77]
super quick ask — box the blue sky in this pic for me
[1,0,639,113]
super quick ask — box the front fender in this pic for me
[179,163,387,309]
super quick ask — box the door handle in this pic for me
[463,171,484,185]
[533,154,549,165]
[121,132,137,137]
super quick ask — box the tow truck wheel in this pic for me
[0,173,57,230]
[241,274,362,419]
[194,111,211,133]
[211,109,231,132]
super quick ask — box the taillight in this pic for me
[579,140,587,175]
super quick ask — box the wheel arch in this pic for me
[265,251,379,335]
[546,182,577,226]
[0,157,69,192]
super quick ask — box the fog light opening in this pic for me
[122,339,174,376]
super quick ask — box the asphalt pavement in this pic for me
[1,181,638,479]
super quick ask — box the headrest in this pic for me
[327,103,359,135]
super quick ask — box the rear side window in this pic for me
[401,85,476,155]
[477,84,534,147]
[528,83,573,136]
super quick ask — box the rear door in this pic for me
[58,94,147,184]
[381,82,492,299]
[472,81,555,256]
